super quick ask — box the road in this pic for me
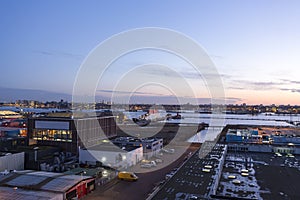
[84,144,200,200]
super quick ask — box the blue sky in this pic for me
[1,1,300,105]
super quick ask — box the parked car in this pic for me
[161,148,175,154]
[141,161,157,168]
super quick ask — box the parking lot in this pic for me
[152,144,227,200]
[217,151,300,199]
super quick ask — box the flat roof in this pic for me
[32,111,116,120]
[83,142,142,152]
[64,167,103,177]
[0,152,24,157]
[113,136,162,143]
[0,127,25,131]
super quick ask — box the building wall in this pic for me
[226,134,243,143]
[79,147,143,169]
[113,138,163,159]
[0,152,24,171]
[227,144,273,153]
[75,116,117,149]
[227,143,300,154]
[142,139,163,159]
[272,135,300,145]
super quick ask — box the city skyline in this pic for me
[1,1,300,105]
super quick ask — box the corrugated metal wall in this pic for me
[0,152,24,171]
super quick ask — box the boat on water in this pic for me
[132,118,151,126]
[166,112,183,120]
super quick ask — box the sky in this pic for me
[1,0,300,105]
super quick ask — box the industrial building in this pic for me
[79,136,163,170]
[0,127,27,151]
[226,129,263,144]
[64,166,116,188]
[225,127,300,155]
[113,136,163,159]
[27,112,117,155]
[0,170,95,199]
[272,132,300,145]
[79,142,143,170]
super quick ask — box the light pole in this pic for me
[34,147,39,170]
[80,170,86,180]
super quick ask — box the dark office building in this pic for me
[27,112,117,155]
[0,127,28,151]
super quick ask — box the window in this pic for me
[33,129,72,142]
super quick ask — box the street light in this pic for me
[34,147,39,170]
[80,170,86,180]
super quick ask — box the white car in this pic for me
[161,148,175,154]
[165,171,175,179]
[141,161,157,168]
[141,163,153,168]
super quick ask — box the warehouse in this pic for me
[0,170,95,199]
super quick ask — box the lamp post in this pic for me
[80,170,86,180]
[33,147,39,170]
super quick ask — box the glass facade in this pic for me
[32,129,72,142]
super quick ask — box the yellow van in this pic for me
[117,171,138,181]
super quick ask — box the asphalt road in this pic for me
[84,144,200,200]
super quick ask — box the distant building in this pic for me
[0,127,27,151]
[272,133,300,145]
[226,129,263,144]
[226,128,300,146]
[0,110,22,119]
[27,112,117,155]
[225,127,300,155]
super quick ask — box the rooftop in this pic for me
[35,110,116,119]
[113,136,162,144]
[0,170,93,193]
[0,152,22,157]
[0,186,62,200]
[82,142,142,152]
[64,167,103,177]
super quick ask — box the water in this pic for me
[166,112,296,127]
